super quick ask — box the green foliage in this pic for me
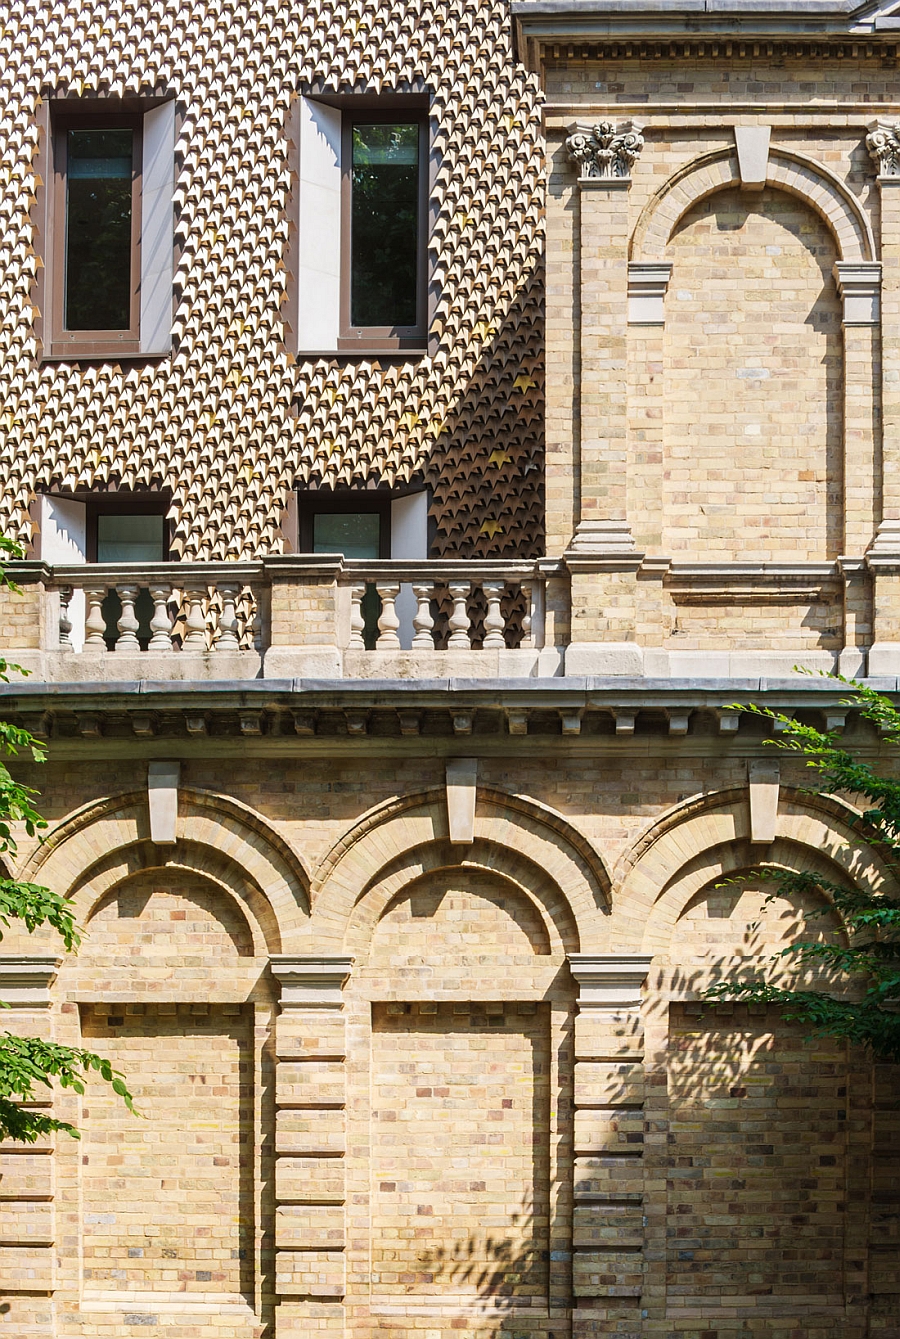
[704,677,900,1060]
[0,539,135,1141]
[0,1036,136,1143]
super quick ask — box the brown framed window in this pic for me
[338,112,428,351]
[51,112,142,357]
[298,492,390,558]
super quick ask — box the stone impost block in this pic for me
[275,1249,345,1298]
[276,1061,345,1107]
[276,1205,345,1251]
[276,1111,346,1156]
[569,955,653,1008]
[271,956,354,1009]
[0,957,62,1008]
[276,1157,345,1204]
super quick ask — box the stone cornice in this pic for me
[0,677,896,749]
[513,1,900,58]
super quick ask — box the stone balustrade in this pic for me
[338,559,539,652]
[2,555,884,681]
[53,562,264,656]
[0,557,552,681]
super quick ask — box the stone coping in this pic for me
[0,674,895,701]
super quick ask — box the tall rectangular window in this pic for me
[64,128,136,333]
[41,99,179,361]
[340,112,427,350]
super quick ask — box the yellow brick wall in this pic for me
[657,187,842,562]
[369,1001,550,1309]
[78,1003,253,1301]
[1,738,898,1339]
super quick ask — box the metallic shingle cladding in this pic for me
[0,0,545,559]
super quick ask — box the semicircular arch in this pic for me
[72,842,280,956]
[345,837,580,958]
[23,786,309,948]
[614,786,893,956]
[631,145,874,262]
[311,784,611,948]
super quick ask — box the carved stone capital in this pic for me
[568,954,653,1007]
[0,955,63,1007]
[566,120,645,183]
[270,955,353,1007]
[867,120,900,176]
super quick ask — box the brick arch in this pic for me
[612,787,892,956]
[631,145,874,262]
[72,844,279,956]
[311,785,610,948]
[345,838,579,957]
[23,786,309,945]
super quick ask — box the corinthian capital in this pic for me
[566,120,645,182]
[867,121,900,176]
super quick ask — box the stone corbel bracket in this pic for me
[566,119,645,184]
[568,953,653,1008]
[269,955,353,1008]
[0,955,63,1007]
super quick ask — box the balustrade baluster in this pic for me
[520,582,534,648]
[58,586,73,650]
[348,585,366,648]
[375,583,401,649]
[148,585,174,651]
[482,581,505,648]
[182,585,208,650]
[214,582,240,652]
[447,582,472,649]
[250,590,263,652]
[83,586,108,650]
[412,583,435,647]
[115,584,141,653]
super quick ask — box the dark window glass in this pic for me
[96,513,164,563]
[350,123,418,328]
[312,511,381,559]
[65,128,133,331]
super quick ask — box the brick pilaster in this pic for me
[270,956,353,1339]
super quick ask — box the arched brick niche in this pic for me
[23,785,310,956]
[313,784,610,953]
[631,147,874,263]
